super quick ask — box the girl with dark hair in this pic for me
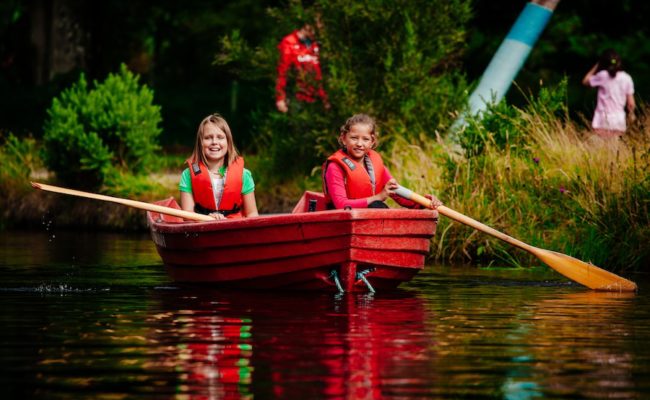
[321,113,442,210]
[582,49,636,138]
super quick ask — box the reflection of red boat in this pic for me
[147,288,433,398]
[147,192,437,292]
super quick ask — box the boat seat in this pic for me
[292,191,328,213]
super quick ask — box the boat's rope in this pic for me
[330,270,344,293]
[357,269,376,293]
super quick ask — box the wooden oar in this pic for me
[31,182,214,222]
[395,186,637,292]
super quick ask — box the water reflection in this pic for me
[517,291,638,399]
[146,289,434,399]
[404,268,647,398]
[3,231,650,398]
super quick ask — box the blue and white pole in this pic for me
[451,0,559,140]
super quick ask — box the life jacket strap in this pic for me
[194,203,241,216]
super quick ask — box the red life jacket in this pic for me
[188,157,244,219]
[322,149,388,203]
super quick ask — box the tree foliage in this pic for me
[217,0,472,180]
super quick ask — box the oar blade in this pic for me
[536,249,637,292]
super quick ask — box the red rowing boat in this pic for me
[147,191,438,292]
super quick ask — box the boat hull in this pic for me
[147,193,437,292]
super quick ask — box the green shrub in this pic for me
[460,99,521,157]
[42,64,162,189]
[101,167,168,199]
[460,79,569,158]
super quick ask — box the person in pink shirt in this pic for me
[321,113,442,210]
[582,49,636,139]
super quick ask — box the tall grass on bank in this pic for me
[0,133,43,229]
[386,102,649,272]
[0,133,43,192]
[0,133,183,230]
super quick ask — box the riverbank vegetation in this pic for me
[1,1,648,272]
[2,79,648,271]
[383,82,649,272]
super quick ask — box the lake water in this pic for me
[1,230,649,399]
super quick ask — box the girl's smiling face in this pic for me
[201,123,229,166]
[340,123,375,162]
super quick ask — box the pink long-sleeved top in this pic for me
[324,163,418,209]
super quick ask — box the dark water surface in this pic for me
[2,230,649,399]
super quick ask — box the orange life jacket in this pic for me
[188,157,244,219]
[322,149,388,203]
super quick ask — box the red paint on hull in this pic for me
[147,192,437,292]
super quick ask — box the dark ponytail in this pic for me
[597,48,623,78]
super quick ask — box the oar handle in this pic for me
[395,186,533,252]
[31,182,214,222]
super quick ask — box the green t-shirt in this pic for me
[179,166,255,195]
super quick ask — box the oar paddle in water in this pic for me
[31,182,214,222]
[395,186,637,292]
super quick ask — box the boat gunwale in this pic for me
[147,203,438,234]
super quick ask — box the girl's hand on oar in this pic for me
[208,212,227,220]
[423,194,443,209]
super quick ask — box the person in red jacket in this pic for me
[322,114,442,210]
[275,22,329,113]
